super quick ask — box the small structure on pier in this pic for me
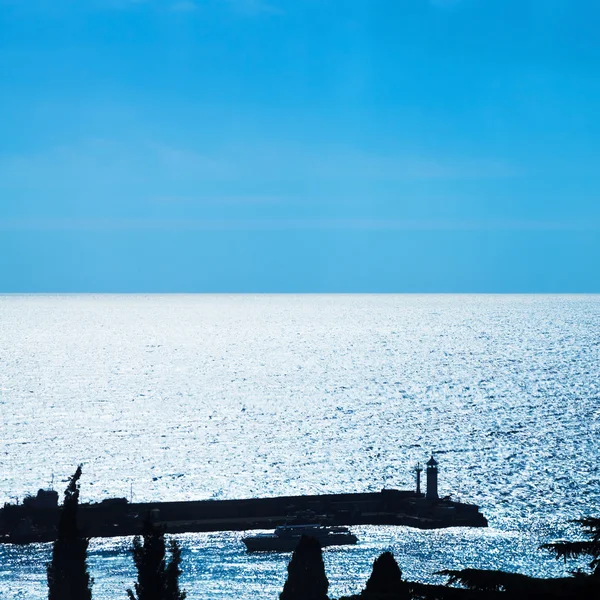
[414,462,423,495]
[426,455,438,500]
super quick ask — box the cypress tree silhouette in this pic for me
[127,515,186,600]
[165,539,187,600]
[362,552,409,599]
[280,535,329,600]
[47,465,93,600]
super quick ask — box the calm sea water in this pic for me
[1,295,599,599]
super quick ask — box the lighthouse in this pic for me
[426,455,439,500]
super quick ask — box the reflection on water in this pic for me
[0,295,598,598]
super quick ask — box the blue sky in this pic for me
[1,0,599,291]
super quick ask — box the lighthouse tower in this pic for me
[426,455,439,500]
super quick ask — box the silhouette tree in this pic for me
[47,465,93,600]
[362,552,410,599]
[127,515,186,600]
[541,517,600,577]
[437,568,544,594]
[164,539,187,600]
[280,535,329,600]
[432,518,600,599]
[436,565,598,599]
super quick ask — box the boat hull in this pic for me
[243,532,358,552]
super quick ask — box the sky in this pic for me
[1,0,599,292]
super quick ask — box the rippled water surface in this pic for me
[1,295,599,598]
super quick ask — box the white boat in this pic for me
[242,523,358,552]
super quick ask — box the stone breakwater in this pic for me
[1,488,487,544]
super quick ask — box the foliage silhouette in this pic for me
[436,569,551,594]
[339,551,411,600]
[165,539,187,600]
[406,582,505,600]
[280,535,329,600]
[343,518,600,599]
[541,517,600,577]
[127,515,186,600]
[404,517,600,599]
[47,465,93,600]
[362,552,410,599]
[434,565,598,599]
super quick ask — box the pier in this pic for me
[0,459,488,544]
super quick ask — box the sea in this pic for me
[0,294,598,599]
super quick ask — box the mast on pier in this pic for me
[414,462,423,495]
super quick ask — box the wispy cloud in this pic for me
[429,0,465,7]
[307,151,517,180]
[216,141,519,181]
[225,0,282,16]
[0,137,517,194]
[2,218,599,232]
[109,0,149,7]
[0,138,228,191]
[171,1,197,12]
[85,0,280,16]
[149,194,283,205]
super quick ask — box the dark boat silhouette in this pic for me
[242,523,358,552]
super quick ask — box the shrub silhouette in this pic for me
[362,552,409,598]
[127,515,186,600]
